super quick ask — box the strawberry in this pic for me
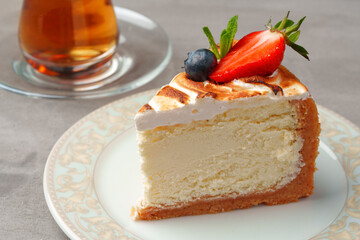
[209,12,309,83]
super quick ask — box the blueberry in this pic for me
[184,49,217,82]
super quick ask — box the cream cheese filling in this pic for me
[136,97,304,207]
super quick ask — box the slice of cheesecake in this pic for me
[132,65,320,220]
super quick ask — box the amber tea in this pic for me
[18,0,119,78]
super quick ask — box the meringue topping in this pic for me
[135,66,310,131]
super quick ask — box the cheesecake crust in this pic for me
[133,97,320,220]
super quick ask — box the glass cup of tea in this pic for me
[18,0,119,88]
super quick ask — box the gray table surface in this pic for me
[1,0,359,239]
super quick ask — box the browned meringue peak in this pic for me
[138,65,308,113]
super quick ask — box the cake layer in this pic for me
[132,97,320,220]
[137,98,303,207]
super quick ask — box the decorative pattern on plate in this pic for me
[44,90,157,240]
[44,89,360,240]
[310,108,360,240]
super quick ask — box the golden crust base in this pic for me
[133,97,320,220]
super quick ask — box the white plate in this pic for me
[44,89,360,240]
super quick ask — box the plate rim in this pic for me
[43,89,360,240]
[43,89,157,240]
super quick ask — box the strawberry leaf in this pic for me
[288,30,300,42]
[203,27,221,59]
[266,18,272,29]
[276,11,290,30]
[274,19,294,30]
[285,16,306,34]
[289,42,309,60]
[272,12,309,60]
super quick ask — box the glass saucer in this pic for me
[0,6,172,99]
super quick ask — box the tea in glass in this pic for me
[18,0,119,80]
